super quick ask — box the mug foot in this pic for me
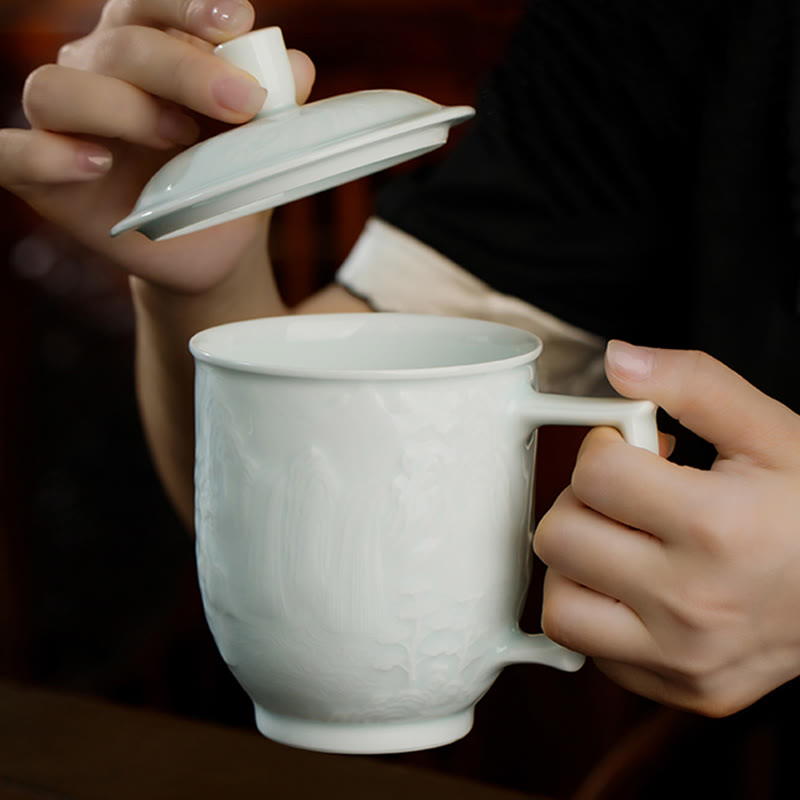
[253,706,474,754]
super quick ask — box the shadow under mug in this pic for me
[189,313,658,754]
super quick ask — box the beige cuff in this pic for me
[336,217,613,397]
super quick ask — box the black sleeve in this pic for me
[376,0,711,343]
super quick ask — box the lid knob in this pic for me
[214,27,298,116]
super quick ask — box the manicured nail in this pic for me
[157,108,200,146]
[212,75,266,114]
[605,340,654,381]
[77,143,112,174]
[208,0,253,32]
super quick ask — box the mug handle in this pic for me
[523,392,659,455]
[494,391,659,673]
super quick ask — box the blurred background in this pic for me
[0,3,747,799]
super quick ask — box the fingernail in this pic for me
[208,0,253,32]
[605,340,654,381]
[157,108,200,146]
[212,75,266,114]
[77,143,112,174]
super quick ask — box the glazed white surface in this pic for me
[191,314,656,753]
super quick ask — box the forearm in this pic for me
[130,232,287,530]
[130,231,369,530]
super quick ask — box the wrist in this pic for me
[129,238,287,337]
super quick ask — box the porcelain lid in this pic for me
[111,28,474,241]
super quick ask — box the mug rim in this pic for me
[189,313,544,380]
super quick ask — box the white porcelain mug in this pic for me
[189,313,657,754]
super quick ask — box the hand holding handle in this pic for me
[493,390,659,673]
[526,393,659,453]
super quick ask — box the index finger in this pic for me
[606,342,800,468]
[96,0,255,44]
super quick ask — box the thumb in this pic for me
[604,340,800,466]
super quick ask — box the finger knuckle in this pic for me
[687,518,723,559]
[532,517,557,565]
[22,65,60,125]
[684,349,718,381]
[665,639,721,682]
[540,601,573,649]
[681,492,735,556]
[663,584,723,636]
[92,26,146,76]
[656,589,742,680]
[693,692,742,718]
[57,39,83,67]
[680,675,746,718]
[647,667,744,717]
[532,491,575,564]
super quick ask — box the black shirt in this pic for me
[377,0,800,412]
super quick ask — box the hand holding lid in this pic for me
[112,28,474,241]
[215,27,297,116]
